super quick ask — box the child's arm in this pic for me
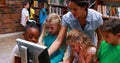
[94,48,100,63]
[78,52,94,63]
[59,51,74,63]
[14,56,21,63]
[94,57,99,63]
[48,26,67,55]
[11,45,21,63]
[78,49,85,63]
[84,54,94,63]
[59,55,74,63]
[84,47,96,63]
[26,16,29,22]
[78,47,96,63]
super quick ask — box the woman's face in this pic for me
[23,27,40,43]
[68,1,85,18]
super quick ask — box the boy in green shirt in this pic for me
[97,19,120,63]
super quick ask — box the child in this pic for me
[29,1,35,20]
[39,2,48,31]
[39,13,66,63]
[97,19,120,63]
[9,22,40,63]
[20,1,29,27]
[61,30,96,63]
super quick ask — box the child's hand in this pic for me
[79,46,84,53]
[78,46,86,63]
[94,57,99,63]
[78,45,85,58]
[75,43,82,53]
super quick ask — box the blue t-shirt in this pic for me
[43,33,65,63]
[39,8,47,23]
[62,9,103,45]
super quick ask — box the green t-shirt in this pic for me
[98,40,120,63]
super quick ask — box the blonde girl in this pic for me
[61,30,96,63]
[39,13,66,63]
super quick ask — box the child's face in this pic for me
[68,41,80,53]
[23,27,40,43]
[25,3,29,9]
[102,31,119,45]
[47,23,60,35]
[39,3,44,9]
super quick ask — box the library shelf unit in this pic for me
[48,0,68,16]
[96,0,120,20]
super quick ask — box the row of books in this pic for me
[97,5,120,19]
[48,0,67,5]
[49,6,63,16]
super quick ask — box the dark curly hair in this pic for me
[69,0,90,10]
[24,22,40,35]
[100,19,120,35]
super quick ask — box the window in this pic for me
[0,0,6,8]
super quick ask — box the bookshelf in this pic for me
[96,0,120,20]
[48,0,68,16]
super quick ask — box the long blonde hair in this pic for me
[39,13,61,45]
[66,29,94,48]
